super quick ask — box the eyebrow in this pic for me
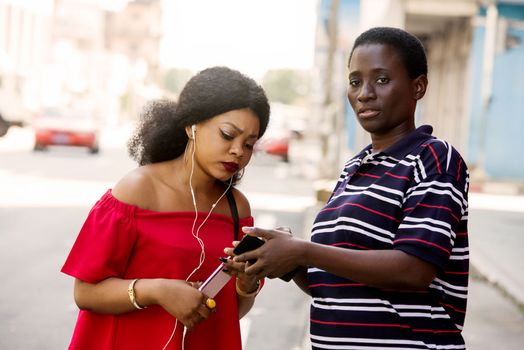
[223,122,258,139]
[349,68,390,76]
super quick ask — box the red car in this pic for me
[255,128,293,162]
[33,108,100,154]
[256,135,289,161]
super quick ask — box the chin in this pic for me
[215,172,235,183]
[357,119,378,133]
[358,118,391,134]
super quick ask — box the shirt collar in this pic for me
[359,125,435,160]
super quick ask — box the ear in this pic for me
[185,125,193,139]
[412,75,428,100]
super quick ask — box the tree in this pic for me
[262,69,310,104]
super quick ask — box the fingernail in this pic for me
[242,227,254,233]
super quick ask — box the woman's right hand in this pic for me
[153,279,212,330]
[74,277,212,329]
[231,227,304,279]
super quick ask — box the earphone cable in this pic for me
[162,134,234,350]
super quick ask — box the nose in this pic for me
[357,81,376,102]
[229,141,244,158]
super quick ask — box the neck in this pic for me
[370,123,415,153]
[172,157,216,194]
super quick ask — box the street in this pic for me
[1,127,524,349]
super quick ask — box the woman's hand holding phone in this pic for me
[222,235,265,293]
[155,279,211,330]
[231,227,302,281]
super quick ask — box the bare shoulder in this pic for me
[230,187,252,219]
[112,166,156,208]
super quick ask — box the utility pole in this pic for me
[476,1,498,180]
[320,0,339,179]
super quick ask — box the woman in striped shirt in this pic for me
[231,27,469,350]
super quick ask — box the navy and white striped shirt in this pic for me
[308,125,469,349]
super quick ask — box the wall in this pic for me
[418,18,473,156]
[468,4,524,179]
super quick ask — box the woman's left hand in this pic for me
[226,227,304,279]
[222,243,259,293]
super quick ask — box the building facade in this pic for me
[314,0,524,181]
[0,0,53,120]
[0,0,163,126]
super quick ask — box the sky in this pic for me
[160,0,318,79]
[0,0,130,14]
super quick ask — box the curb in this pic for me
[468,182,524,311]
[470,253,524,313]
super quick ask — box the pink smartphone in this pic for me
[198,263,232,298]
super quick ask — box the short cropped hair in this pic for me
[349,27,428,79]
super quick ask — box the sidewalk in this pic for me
[465,180,524,349]
[468,180,524,309]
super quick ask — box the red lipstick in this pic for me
[222,162,239,173]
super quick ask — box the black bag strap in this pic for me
[225,187,239,241]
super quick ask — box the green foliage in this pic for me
[262,69,310,104]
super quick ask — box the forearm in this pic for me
[298,240,436,290]
[74,277,163,314]
[292,267,310,296]
[235,277,260,318]
[237,295,256,319]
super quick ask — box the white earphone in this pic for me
[189,124,197,206]
[162,121,234,350]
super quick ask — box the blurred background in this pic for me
[1,0,524,349]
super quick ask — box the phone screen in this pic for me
[233,235,264,263]
[233,235,264,255]
[198,263,231,298]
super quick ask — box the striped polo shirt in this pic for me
[308,125,469,349]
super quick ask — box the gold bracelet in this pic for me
[235,278,261,298]
[127,279,147,310]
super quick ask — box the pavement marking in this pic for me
[469,193,524,213]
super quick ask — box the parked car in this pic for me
[255,129,291,162]
[255,103,307,162]
[32,108,100,154]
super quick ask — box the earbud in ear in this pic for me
[191,125,196,138]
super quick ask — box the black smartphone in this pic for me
[233,234,298,282]
[233,235,265,263]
